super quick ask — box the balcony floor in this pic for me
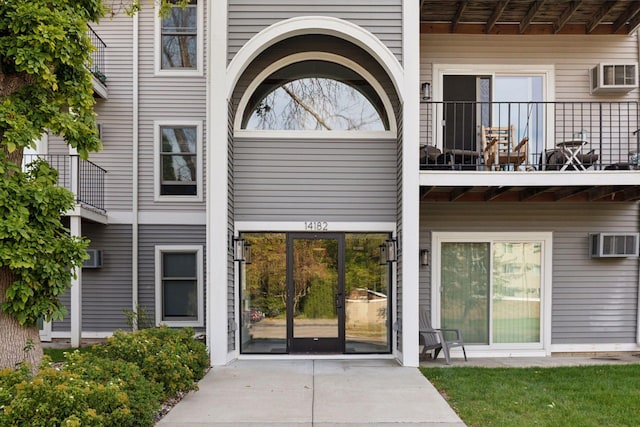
[420,170,640,202]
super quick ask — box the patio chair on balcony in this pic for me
[481,125,529,170]
[419,309,467,365]
[420,145,453,170]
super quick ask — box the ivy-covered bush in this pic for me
[0,364,134,427]
[96,326,209,398]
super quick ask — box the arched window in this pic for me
[242,61,389,131]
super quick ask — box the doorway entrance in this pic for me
[240,232,391,354]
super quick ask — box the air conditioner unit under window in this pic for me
[83,249,103,268]
[590,233,639,258]
[590,63,638,94]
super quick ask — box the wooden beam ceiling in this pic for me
[486,1,510,34]
[612,1,640,33]
[554,0,583,34]
[520,0,545,34]
[451,1,468,33]
[587,1,618,33]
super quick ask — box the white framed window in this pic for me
[431,232,552,353]
[154,120,203,201]
[234,52,397,139]
[154,0,203,76]
[155,245,204,327]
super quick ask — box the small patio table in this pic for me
[556,140,587,171]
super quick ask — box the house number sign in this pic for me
[304,221,329,231]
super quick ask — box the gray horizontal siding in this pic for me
[82,224,133,331]
[52,224,132,333]
[234,138,397,222]
[137,5,207,212]
[420,202,639,345]
[228,0,402,64]
[91,13,135,212]
[138,225,206,330]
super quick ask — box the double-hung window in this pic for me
[155,121,202,200]
[155,245,203,327]
[156,0,203,75]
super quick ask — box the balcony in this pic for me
[88,24,107,99]
[420,101,640,202]
[24,154,107,222]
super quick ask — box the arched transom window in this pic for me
[241,60,390,131]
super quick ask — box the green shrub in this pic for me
[0,365,133,427]
[97,326,209,398]
[64,351,162,426]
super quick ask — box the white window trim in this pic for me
[153,120,203,202]
[155,245,204,327]
[154,0,204,77]
[234,52,397,138]
[431,231,553,355]
[431,64,555,152]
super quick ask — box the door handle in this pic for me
[335,293,343,309]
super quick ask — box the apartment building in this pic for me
[42,1,640,367]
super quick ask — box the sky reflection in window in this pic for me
[243,61,389,131]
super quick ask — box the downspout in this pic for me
[132,12,139,324]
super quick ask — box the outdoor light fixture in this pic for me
[421,82,431,100]
[379,239,398,264]
[233,238,251,264]
[420,249,429,266]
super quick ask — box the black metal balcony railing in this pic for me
[88,25,106,84]
[421,101,640,171]
[23,154,106,211]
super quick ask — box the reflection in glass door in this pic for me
[240,232,391,354]
[289,234,342,353]
[441,240,542,346]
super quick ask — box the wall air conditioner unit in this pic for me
[590,233,639,258]
[590,63,638,94]
[83,249,103,268]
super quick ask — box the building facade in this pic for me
[44,1,640,367]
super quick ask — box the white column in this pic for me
[209,0,230,365]
[400,0,421,367]
[70,216,82,348]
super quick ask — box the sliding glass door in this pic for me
[439,235,545,347]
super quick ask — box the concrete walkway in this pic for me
[156,359,466,426]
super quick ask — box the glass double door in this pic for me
[240,232,390,354]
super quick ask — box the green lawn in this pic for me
[43,346,95,363]
[421,365,640,427]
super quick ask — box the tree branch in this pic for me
[281,84,332,130]
[0,72,35,98]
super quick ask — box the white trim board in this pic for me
[235,221,396,233]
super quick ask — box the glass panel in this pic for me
[494,76,544,165]
[345,233,389,353]
[292,238,338,338]
[243,61,389,131]
[163,279,197,318]
[492,242,541,343]
[161,127,197,153]
[162,154,197,182]
[161,4,197,69]
[441,242,490,344]
[241,233,287,353]
[163,252,196,277]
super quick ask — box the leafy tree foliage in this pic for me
[0,0,103,157]
[0,158,88,326]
